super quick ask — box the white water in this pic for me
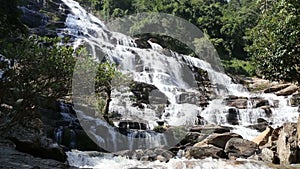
[60,0,299,167]
[67,150,273,169]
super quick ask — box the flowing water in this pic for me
[58,0,299,168]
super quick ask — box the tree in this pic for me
[246,0,300,83]
[0,36,76,122]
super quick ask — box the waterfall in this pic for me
[59,0,299,167]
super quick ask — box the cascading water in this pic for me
[59,0,299,168]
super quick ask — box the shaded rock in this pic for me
[20,6,48,28]
[194,132,242,149]
[264,84,291,93]
[252,126,273,146]
[277,122,300,165]
[226,108,239,125]
[275,85,298,96]
[185,145,226,159]
[180,132,207,146]
[0,140,71,169]
[260,106,272,117]
[225,138,258,158]
[247,119,268,132]
[253,99,269,108]
[290,93,300,107]
[134,38,151,49]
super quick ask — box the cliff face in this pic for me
[20,0,69,36]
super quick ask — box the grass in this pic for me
[222,59,255,77]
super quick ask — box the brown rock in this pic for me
[275,85,298,96]
[185,145,226,159]
[194,132,242,149]
[277,122,300,165]
[252,126,273,146]
[225,138,258,158]
[264,84,291,93]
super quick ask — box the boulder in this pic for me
[277,122,300,165]
[224,138,258,158]
[260,148,276,163]
[275,85,298,96]
[252,126,273,146]
[0,140,70,169]
[264,84,291,93]
[185,145,226,159]
[194,132,242,149]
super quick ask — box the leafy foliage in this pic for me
[0,36,76,104]
[246,0,300,83]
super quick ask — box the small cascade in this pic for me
[53,101,78,148]
[54,126,63,144]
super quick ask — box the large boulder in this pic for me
[194,132,242,149]
[275,85,298,96]
[185,145,226,159]
[252,126,273,146]
[277,122,300,165]
[0,140,71,169]
[264,84,291,93]
[224,138,258,158]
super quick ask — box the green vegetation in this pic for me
[80,0,299,83]
[0,1,118,124]
[246,0,300,83]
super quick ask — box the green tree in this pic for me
[246,0,300,83]
[0,36,76,122]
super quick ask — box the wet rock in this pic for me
[224,97,248,109]
[253,99,269,108]
[290,93,300,107]
[252,126,273,146]
[247,119,268,132]
[0,140,70,169]
[226,108,239,125]
[180,132,207,146]
[264,84,291,93]
[277,122,300,165]
[20,6,48,28]
[224,138,258,158]
[194,132,242,149]
[275,85,298,96]
[185,145,226,159]
[196,115,208,125]
[130,82,168,105]
[190,125,232,134]
[134,38,151,49]
[260,106,272,117]
[118,119,148,130]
